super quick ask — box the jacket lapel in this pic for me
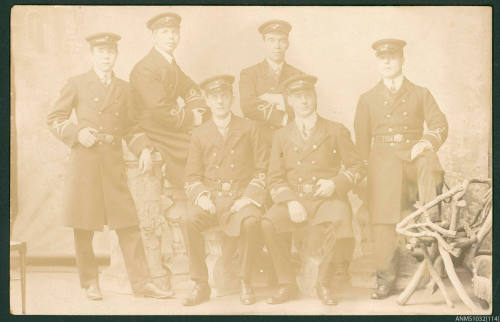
[279,63,296,83]
[387,77,415,114]
[299,117,329,160]
[149,48,179,100]
[215,116,244,165]
[84,70,107,108]
[99,76,122,112]
[224,117,245,148]
[288,121,307,149]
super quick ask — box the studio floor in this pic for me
[9,265,490,316]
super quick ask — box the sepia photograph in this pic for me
[10,5,492,315]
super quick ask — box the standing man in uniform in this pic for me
[128,12,209,189]
[354,39,448,299]
[182,75,268,306]
[261,74,365,305]
[47,33,174,300]
[239,19,304,149]
[127,12,209,288]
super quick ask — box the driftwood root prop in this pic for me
[396,177,491,312]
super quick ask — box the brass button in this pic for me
[384,101,388,105]
[386,114,391,118]
[402,99,406,103]
[297,161,301,165]
[403,111,408,116]
[230,164,235,168]
[98,111,102,115]
[388,128,393,132]
[404,126,408,130]
[213,152,217,156]
[94,97,99,102]
[99,126,103,130]
[98,141,103,145]
[230,150,235,154]
[311,160,316,165]
[312,176,317,181]
[294,146,299,152]
[406,139,410,143]
[215,165,220,169]
[115,112,119,116]
[299,193,304,198]
[332,149,337,154]
[312,145,317,150]
[218,192,222,197]
[217,179,221,183]
[390,143,395,147]
[298,177,303,182]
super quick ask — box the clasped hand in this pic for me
[197,194,216,215]
[313,179,335,198]
[287,200,307,223]
[77,127,98,148]
[410,141,432,160]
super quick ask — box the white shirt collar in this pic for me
[213,113,232,133]
[266,58,284,74]
[154,46,174,64]
[295,113,318,132]
[383,74,404,92]
[93,67,112,84]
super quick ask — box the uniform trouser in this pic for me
[374,152,442,287]
[73,226,151,292]
[261,219,352,286]
[182,206,261,283]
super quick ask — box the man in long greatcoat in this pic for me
[182,75,268,306]
[261,74,365,305]
[47,32,173,301]
[354,38,448,299]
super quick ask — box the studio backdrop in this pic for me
[11,6,491,257]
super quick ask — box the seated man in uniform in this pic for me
[261,74,365,305]
[47,32,174,301]
[182,75,268,306]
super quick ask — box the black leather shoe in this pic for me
[240,280,256,305]
[182,282,211,306]
[135,282,175,299]
[371,284,391,299]
[85,282,103,301]
[266,284,298,304]
[316,284,338,305]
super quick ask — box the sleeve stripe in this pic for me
[185,181,203,195]
[341,170,354,185]
[52,120,72,137]
[257,102,273,121]
[128,133,146,147]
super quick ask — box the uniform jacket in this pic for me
[184,115,268,235]
[268,115,365,204]
[354,77,448,224]
[239,60,303,147]
[128,48,208,187]
[47,69,138,231]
